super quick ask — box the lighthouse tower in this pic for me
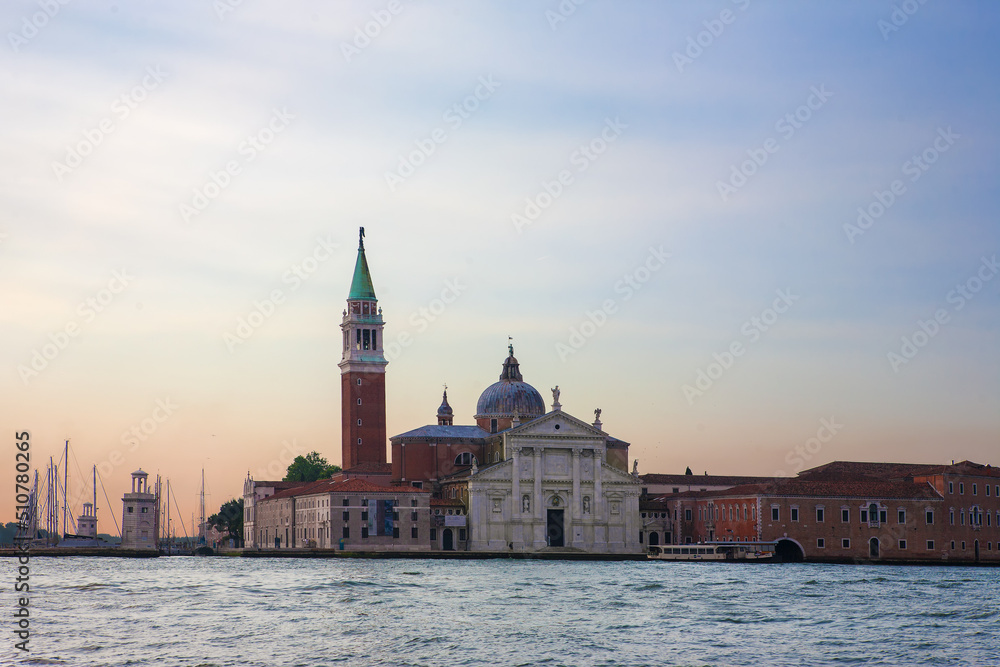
[338,228,388,470]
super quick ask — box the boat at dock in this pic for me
[647,541,776,562]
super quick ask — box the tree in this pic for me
[283,451,341,482]
[208,498,244,546]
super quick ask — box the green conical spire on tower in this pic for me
[348,226,377,300]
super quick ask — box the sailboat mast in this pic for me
[62,440,68,537]
[93,464,98,535]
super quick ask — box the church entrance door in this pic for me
[443,528,454,551]
[547,509,565,547]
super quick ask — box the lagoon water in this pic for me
[14,557,1000,666]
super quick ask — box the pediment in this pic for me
[507,410,605,439]
[470,459,512,481]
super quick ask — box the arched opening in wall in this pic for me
[648,532,660,546]
[443,528,454,551]
[774,538,804,563]
[975,539,980,562]
[869,537,880,559]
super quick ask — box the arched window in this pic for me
[454,452,477,466]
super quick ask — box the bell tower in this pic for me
[339,227,388,470]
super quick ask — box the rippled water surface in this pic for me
[11,557,1000,666]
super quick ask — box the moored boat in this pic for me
[648,541,776,562]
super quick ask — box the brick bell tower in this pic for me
[338,227,388,470]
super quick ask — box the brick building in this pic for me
[643,460,999,563]
[250,478,430,551]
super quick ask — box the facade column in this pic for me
[511,447,521,519]
[571,449,581,520]
[594,455,603,520]
[534,447,543,521]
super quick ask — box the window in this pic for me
[357,378,362,385]
[361,526,368,538]
[842,538,850,549]
[429,528,436,541]
[960,510,965,525]
[361,511,368,521]
[987,485,991,497]
[685,509,692,521]
[357,419,362,426]
[950,540,955,550]
[842,508,850,523]
[771,507,779,521]
[411,526,418,539]
[454,452,476,466]
[973,483,977,496]
[790,507,799,522]
[358,438,362,445]
[342,526,350,539]
[357,398,362,405]
[343,498,349,506]
[950,509,955,525]
[898,540,907,550]
[343,511,350,521]
[960,483,965,494]
[961,541,966,550]
[816,538,825,548]
[411,511,418,522]
[860,509,868,523]
[411,499,418,507]
[393,527,400,539]
[127,507,133,513]
[816,507,824,522]
[141,507,148,513]
[948,481,954,493]
[459,529,466,541]
[926,509,934,525]
[897,509,906,524]
[879,509,887,524]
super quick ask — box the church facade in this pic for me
[245,229,642,553]
[392,347,642,554]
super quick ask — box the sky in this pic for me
[1,1,998,538]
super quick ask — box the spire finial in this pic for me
[359,226,365,250]
[508,336,514,357]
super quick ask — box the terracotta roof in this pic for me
[674,478,942,501]
[259,477,429,503]
[254,480,309,490]
[341,462,393,474]
[796,461,945,481]
[641,473,780,487]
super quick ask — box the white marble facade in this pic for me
[467,411,641,554]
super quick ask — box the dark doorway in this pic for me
[443,528,454,551]
[649,532,660,546]
[774,539,804,562]
[547,509,565,547]
[975,540,980,562]
[869,537,880,559]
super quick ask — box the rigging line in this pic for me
[97,470,122,539]
[171,487,189,540]
[53,465,79,534]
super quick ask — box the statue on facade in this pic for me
[583,496,591,514]
[632,459,639,476]
[551,385,561,410]
[594,408,601,421]
[522,495,530,513]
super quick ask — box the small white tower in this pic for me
[121,469,158,550]
[77,502,97,538]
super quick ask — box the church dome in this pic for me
[475,346,546,420]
